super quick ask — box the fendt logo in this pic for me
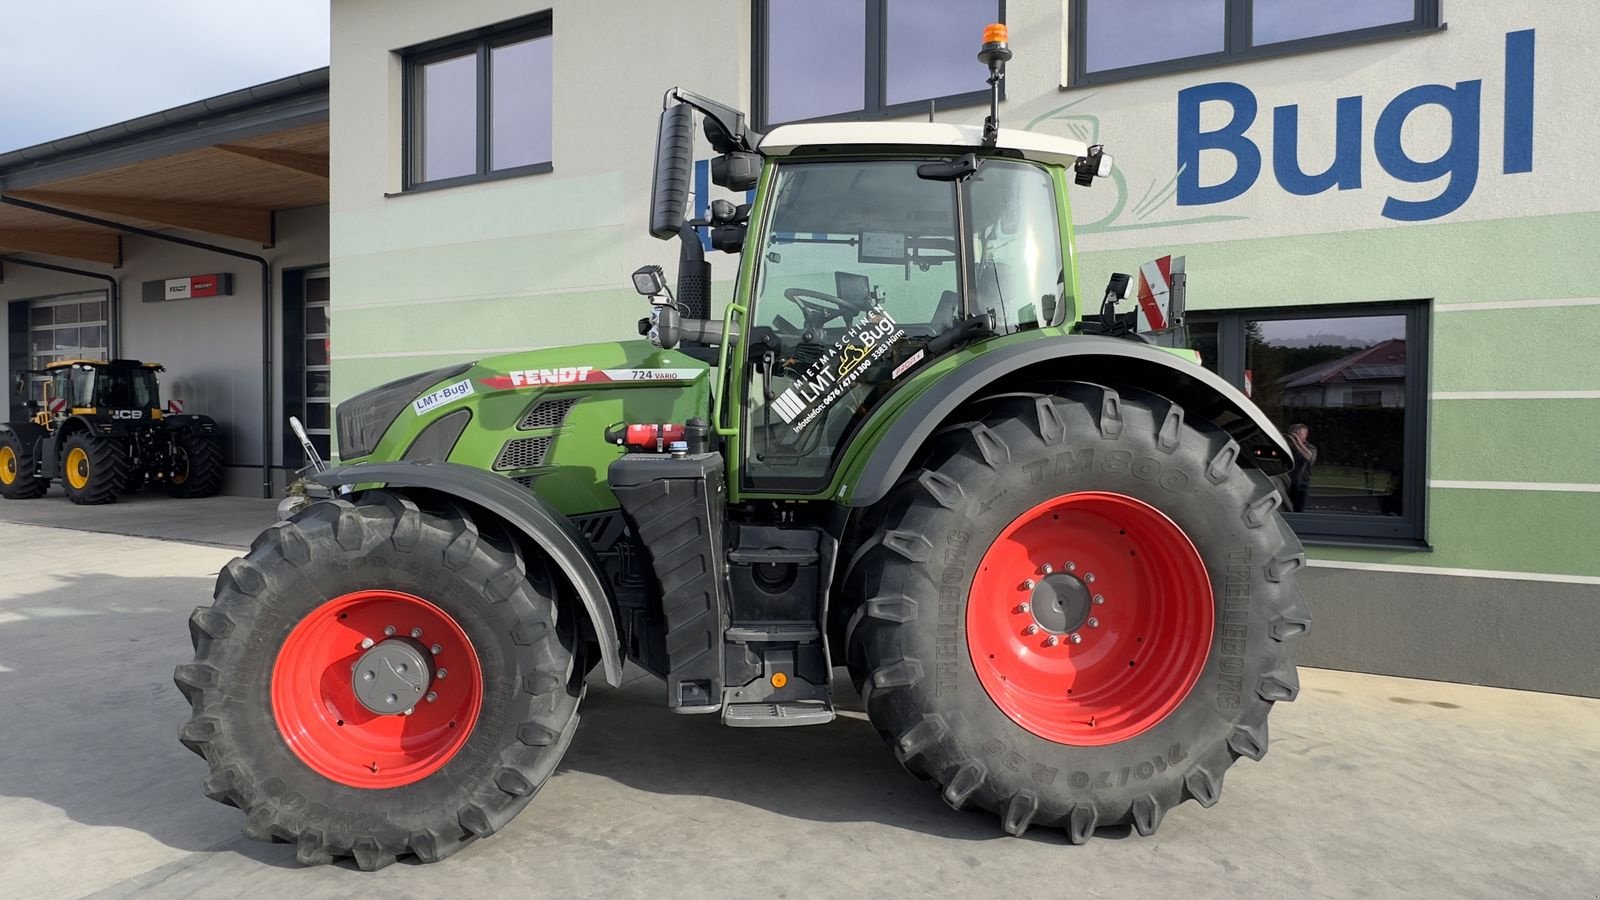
[1178,29,1536,222]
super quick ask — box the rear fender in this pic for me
[846,334,1292,508]
[312,460,623,686]
[163,413,220,435]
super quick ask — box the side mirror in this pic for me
[631,264,668,299]
[711,151,760,191]
[649,103,696,240]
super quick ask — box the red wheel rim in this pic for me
[271,590,483,788]
[967,492,1213,746]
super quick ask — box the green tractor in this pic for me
[177,27,1306,870]
[1,358,224,503]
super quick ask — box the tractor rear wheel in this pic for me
[0,431,48,499]
[168,432,225,497]
[844,384,1308,841]
[61,432,128,505]
[176,492,584,869]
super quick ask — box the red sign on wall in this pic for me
[141,273,234,302]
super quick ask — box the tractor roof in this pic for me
[758,123,1092,168]
[44,358,163,370]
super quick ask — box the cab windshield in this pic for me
[743,156,1066,490]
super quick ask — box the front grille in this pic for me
[517,397,577,430]
[493,436,552,471]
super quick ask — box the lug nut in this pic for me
[1088,617,1100,628]
[1093,594,1105,605]
[1016,602,1031,614]
[402,707,414,716]
[359,637,375,650]
[1065,561,1076,572]
[1023,625,1038,636]
[430,644,442,655]
[425,691,437,703]
[436,668,448,679]
[361,670,374,681]
[1041,564,1053,575]
[1021,579,1036,590]
[1070,633,1083,644]
[410,628,423,638]
[1045,636,1059,647]
[1084,573,1096,584]
[383,625,396,636]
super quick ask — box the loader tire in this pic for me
[844,384,1309,842]
[168,432,225,498]
[176,492,585,870]
[61,432,128,505]
[0,431,48,499]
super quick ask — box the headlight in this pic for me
[336,363,472,460]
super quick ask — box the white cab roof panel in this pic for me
[759,122,1090,166]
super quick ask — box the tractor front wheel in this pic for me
[61,432,128,505]
[845,384,1309,841]
[168,432,225,497]
[176,492,584,869]
[0,431,49,499]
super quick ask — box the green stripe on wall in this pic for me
[1313,488,1600,578]
[334,287,640,357]
[1432,306,1600,392]
[1431,399,1600,484]
[332,225,625,307]
[330,171,624,259]
[1078,210,1600,311]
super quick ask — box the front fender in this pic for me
[845,334,1292,508]
[312,460,623,686]
[163,413,219,435]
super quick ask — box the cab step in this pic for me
[721,701,835,728]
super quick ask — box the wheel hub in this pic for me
[351,639,432,715]
[1029,572,1091,634]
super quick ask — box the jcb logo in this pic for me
[111,409,143,420]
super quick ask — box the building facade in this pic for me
[319,0,1593,697]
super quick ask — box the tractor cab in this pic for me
[39,359,164,421]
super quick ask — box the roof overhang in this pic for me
[0,69,328,266]
[759,122,1092,167]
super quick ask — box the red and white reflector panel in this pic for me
[168,399,185,414]
[49,397,67,413]
[1135,255,1185,333]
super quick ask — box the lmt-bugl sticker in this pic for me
[771,306,905,434]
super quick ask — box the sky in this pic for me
[0,0,330,154]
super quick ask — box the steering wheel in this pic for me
[784,287,868,325]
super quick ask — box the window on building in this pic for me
[283,268,332,465]
[403,13,552,190]
[1188,303,1429,546]
[26,292,108,404]
[755,0,1001,128]
[1067,0,1440,86]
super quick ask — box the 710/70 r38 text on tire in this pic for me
[175,491,584,870]
[845,382,1310,841]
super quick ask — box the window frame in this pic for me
[1065,0,1441,88]
[1189,300,1431,548]
[400,11,554,193]
[752,0,1005,131]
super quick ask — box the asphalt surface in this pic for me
[1,511,1598,899]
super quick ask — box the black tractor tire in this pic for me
[168,432,225,498]
[175,492,585,870]
[61,431,129,505]
[0,431,49,499]
[844,383,1309,842]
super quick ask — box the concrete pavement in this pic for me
[0,491,278,549]
[1,520,1597,899]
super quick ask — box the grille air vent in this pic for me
[493,436,553,471]
[517,397,578,430]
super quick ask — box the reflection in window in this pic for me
[1253,0,1413,45]
[1083,0,1224,73]
[1247,315,1406,517]
[759,0,1000,126]
[490,35,554,170]
[418,52,477,183]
